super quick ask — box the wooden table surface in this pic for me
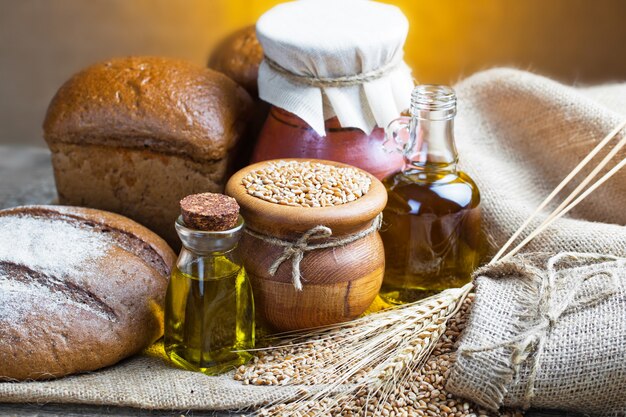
[0,146,583,417]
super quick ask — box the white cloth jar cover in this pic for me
[256,0,414,136]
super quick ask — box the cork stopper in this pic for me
[180,193,240,231]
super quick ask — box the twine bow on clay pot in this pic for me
[245,214,383,291]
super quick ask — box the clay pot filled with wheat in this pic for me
[226,158,387,331]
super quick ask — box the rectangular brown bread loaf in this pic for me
[43,56,253,248]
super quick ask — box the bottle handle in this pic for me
[383,116,411,156]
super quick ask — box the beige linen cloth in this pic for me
[1,68,625,410]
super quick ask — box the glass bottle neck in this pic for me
[407,116,458,171]
[175,215,244,256]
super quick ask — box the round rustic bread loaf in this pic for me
[209,25,263,96]
[0,205,176,381]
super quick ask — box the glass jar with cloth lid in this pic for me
[252,0,414,180]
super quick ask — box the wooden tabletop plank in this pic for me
[0,403,238,417]
[0,146,56,209]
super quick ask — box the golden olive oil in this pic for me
[380,169,483,303]
[164,256,254,375]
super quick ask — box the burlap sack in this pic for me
[447,252,626,416]
[1,68,625,410]
[454,69,626,258]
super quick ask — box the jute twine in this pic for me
[457,252,620,409]
[244,213,383,290]
[264,55,403,88]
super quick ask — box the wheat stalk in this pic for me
[492,119,626,263]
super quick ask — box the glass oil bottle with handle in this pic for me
[164,193,254,375]
[379,85,484,304]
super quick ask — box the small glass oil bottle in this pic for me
[164,193,254,375]
[380,85,484,304]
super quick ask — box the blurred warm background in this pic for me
[1,0,625,146]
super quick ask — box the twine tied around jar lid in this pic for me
[263,54,404,89]
[244,213,383,291]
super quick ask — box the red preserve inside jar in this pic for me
[252,106,405,181]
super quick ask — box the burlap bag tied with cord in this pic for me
[1,68,626,412]
[447,252,626,416]
[446,68,626,416]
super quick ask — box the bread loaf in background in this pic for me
[209,27,267,169]
[208,25,263,97]
[43,56,253,248]
[0,205,176,381]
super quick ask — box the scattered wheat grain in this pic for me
[235,295,524,417]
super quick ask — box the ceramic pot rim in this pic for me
[225,158,387,237]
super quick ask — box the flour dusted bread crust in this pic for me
[43,56,253,247]
[0,205,175,381]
